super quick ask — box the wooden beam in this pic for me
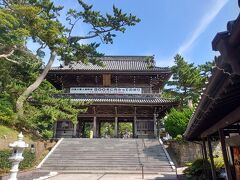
[219,129,233,180]
[207,136,217,180]
[78,114,153,117]
[201,106,240,138]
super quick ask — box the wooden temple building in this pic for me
[184,2,240,179]
[47,56,178,139]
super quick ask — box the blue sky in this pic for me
[49,0,238,67]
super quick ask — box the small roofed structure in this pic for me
[47,56,178,139]
[184,2,240,179]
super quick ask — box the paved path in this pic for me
[48,173,176,180]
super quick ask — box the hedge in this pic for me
[0,149,36,174]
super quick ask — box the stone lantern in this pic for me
[8,132,29,180]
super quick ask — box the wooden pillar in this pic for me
[207,136,217,180]
[114,117,118,138]
[93,106,97,138]
[73,123,77,138]
[219,129,233,180]
[202,139,208,160]
[149,76,152,93]
[114,107,118,138]
[202,139,210,179]
[153,113,157,138]
[53,122,57,138]
[96,121,100,138]
[93,116,97,138]
[98,121,101,138]
[134,107,137,138]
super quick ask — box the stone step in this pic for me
[40,138,174,173]
[41,165,172,170]
[40,167,174,172]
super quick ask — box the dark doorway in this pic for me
[79,122,93,138]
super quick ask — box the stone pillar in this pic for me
[154,113,157,138]
[114,117,118,138]
[93,116,97,138]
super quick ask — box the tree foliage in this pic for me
[163,55,215,137]
[164,55,215,107]
[164,108,193,138]
[0,57,87,138]
[165,54,206,107]
[0,0,140,120]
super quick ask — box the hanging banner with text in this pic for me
[70,87,142,94]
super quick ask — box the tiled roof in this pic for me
[50,56,170,72]
[53,94,177,105]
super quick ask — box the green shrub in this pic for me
[183,158,211,179]
[0,149,36,174]
[19,150,36,169]
[183,157,224,179]
[164,108,193,138]
[214,156,224,171]
[0,150,11,174]
[174,134,186,143]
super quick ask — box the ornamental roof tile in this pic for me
[50,56,170,72]
[53,93,177,105]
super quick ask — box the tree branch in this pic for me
[36,43,47,56]
[68,17,81,38]
[68,27,114,42]
[0,48,20,64]
[16,50,57,119]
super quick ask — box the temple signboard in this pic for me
[70,87,142,94]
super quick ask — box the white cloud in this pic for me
[177,0,228,55]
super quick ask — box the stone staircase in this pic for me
[39,138,175,174]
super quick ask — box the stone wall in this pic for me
[33,140,56,159]
[168,140,221,166]
[168,141,202,166]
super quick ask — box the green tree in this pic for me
[164,108,193,138]
[165,54,205,107]
[100,122,114,138]
[163,56,215,137]
[0,0,140,120]
[198,61,215,78]
[0,55,87,138]
[118,123,132,137]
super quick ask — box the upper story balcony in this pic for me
[46,56,172,94]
